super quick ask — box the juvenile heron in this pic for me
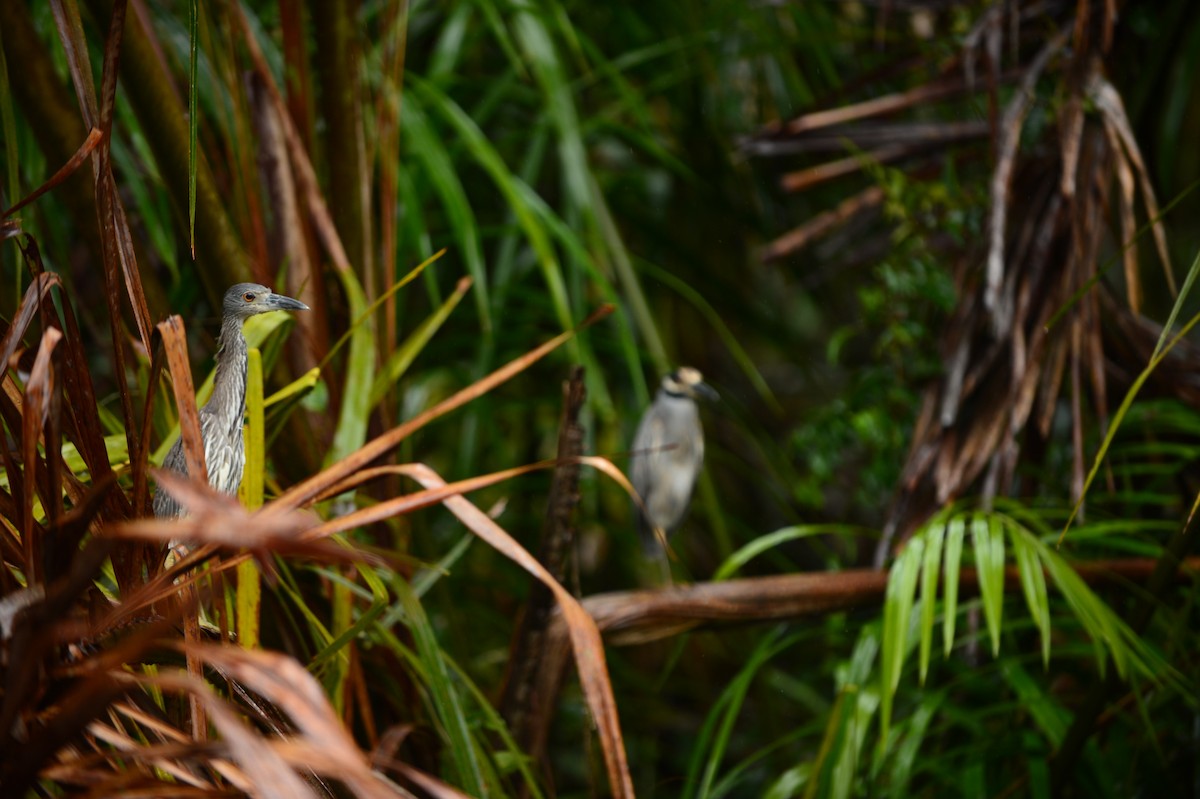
[630,367,717,567]
[154,283,309,518]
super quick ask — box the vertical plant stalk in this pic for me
[0,29,19,219]
[247,68,329,472]
[374,0,408,422]
[309,0,370,280]
[51,0,147,486]
[237,348,264,649]
[83,0,255,297]
[247,72,327,361]
[187,0,197,258]
[278,0,313,150]
[500,366,586,768]
[156,314,208,740]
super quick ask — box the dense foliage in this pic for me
[2,1,1200,796]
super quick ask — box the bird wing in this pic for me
[630,407,665,540]
[152,436,189,517]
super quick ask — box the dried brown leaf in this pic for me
[1105,124,1140,313]
[985,28,1069,328]
[113,471,372,577]
[399,463,634,797]
[1,128,103,219]
[273,305,614,512]
[235,7,352,273]
[17,240,130,522]
[48,0,100,129]
[184,646,399,799]
[1089,72,1176,296]
[0,273,61,373]
[21,327,64,583]
[156,316,207,488]
[1059,94,1083,199]
[133,669,319,799]
[760,185,885,261]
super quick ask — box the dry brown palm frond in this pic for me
[745,3,1185,565]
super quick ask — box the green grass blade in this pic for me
[409,76,574,341]
[325,268,375,470]
[511,3,592,230]
[1061,305,1200,544]
[400,97,492,333]
[241,348,265,508]
[1150,222,1200,360]
[886,691,942,795]
[640,258,781,412]
[713,524,859,581]
[309,554,390,670]
[368,275,470,407]
[319,250,444,372]
[392,573,489,796]
[685,628,799,799]
[0,31,19,212]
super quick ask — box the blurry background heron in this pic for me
[154,283,309,519]
[629,366,717,581]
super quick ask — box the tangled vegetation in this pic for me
[2,1,1200,796]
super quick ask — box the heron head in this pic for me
[662,366,718,401]
[223,283,310,320]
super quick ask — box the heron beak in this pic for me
[267,293,310,312]
[695,382,719,402]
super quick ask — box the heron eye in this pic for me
[243,292,255,302]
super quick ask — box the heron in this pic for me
[154,283,309,519]
[629,367,717,576]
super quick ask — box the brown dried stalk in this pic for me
[500,367,587,764]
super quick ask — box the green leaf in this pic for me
[263,367,321,408]
[918,519,944,683]
[999,658,1069,747]
[942,515,966,657]
[972,513,1005,657]
[235,347,264,649]
[240,348,264,508]
[880,536,923,740]
[885,690,942,794]
[1009,522,1051,666]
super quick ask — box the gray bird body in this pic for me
[153,283,308,518]
[630,367,716,553]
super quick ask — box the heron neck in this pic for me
[209,317,249,428]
